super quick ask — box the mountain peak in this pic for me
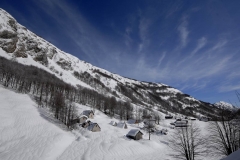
[214,101,235,110]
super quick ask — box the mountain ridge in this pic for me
[0,8,226,118]
[214,101,236,110]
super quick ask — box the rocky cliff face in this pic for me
[0,8,222,118]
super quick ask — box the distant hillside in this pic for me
[214,101,236,111]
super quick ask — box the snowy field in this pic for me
[0,85,225,160]
[0,86,75,160]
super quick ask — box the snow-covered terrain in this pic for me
[214,101,236,110]
[0,85,225,160]
[0,86,75,160]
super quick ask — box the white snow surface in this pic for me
[0,86,75,160]
[0,85,225,160]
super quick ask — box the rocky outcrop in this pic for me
[34,53,48,66]
[8,18,17,31]
[47,47,57,59]
[14,43,27,58]
[0,30,18,53]
[0,13,18,53]
[0,30,17,39]
[56,58,72,70]
[0,37,18,53]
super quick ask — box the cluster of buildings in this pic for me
[109,120,143,140]
[71,110,101,132]
[74,110,175,141]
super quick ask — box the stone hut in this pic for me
[110,121,118,126]
[82,110,94,119]
[79,115,88,124]
[82,120,91,128]
[126,129,143,140]
[87,122,101,132]
[117,122,128,129]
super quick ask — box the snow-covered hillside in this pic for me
[0,8,167,96]
[214,101,235,110]
[0,86,75,160]
[0,8,224,119]
[0,85,224,160]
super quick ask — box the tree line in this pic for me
[0,57,138,127]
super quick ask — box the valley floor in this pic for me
[0,85,224,160]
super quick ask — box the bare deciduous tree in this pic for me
[208,111,240,157]
[169,122,206,160]
[144,115,155,140]
[154,113,161,125]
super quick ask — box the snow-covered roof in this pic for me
[87,122,99,131]
[82,110,94,116]
[80,115,88,119]
[117,122,127,128]
[175,121,187,124]
[110,121,117,125]
[127,119,136,124]
[222,149,240,160]
[127,129,143,137]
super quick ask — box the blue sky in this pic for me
[1,0,240,106]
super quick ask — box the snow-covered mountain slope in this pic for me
[0,8,222,118]
[214,101,236,111]
[0,85,222,160]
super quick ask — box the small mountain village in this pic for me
[72,107,208,140]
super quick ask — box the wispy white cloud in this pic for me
[227,71,240,80]
[191,37,207,56]
[124,27,133,47]
[179,80,209,91]
[157,52,166,68]
[165,2,183,18]
[219,84,240,92]
[209,39,228,52]
[177,37,207,66]
[177,15,189,48]
[130,37,239,93]
[138,17,151,53]
[34,0,125,68]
